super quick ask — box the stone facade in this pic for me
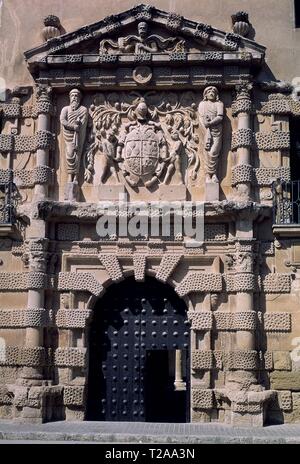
[0,3,300,426]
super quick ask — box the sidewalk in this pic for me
[0,420,300,443]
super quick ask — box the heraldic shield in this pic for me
[124,125,160,178]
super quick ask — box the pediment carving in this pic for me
[25,3,265,71]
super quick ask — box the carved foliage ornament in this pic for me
[84,91,200,188]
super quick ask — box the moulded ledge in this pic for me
[0,224,15,237]
[272,224,300,237]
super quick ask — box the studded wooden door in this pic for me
[87,277,190,422]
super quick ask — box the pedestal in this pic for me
[98,184,126,201]
[159,184,187,201]
[64,182,79,202]
[205,181,219,201]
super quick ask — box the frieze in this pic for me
[34,64,255,93]
[277,391,293,411]
[256,131,290,151]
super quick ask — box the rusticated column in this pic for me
[19,238,48,385]
[222,225,274,426]
[234,241,256,353]
[232,84,253,200]
[34,85,52,200]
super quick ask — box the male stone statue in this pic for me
[198,86,224,183]
[60,89,88,183]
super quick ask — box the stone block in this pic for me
[21,406,43,419]
[192,388,214,409]
[205,182,219,201]
[273,351,292,371]
[230,411,264,427]
[270,372,300,391]
[283,393,300,423]
[278,391,292,411]
[159,184,187,201]
[98,184,125,200]
[191,408,211,422]
[65,406,85,421]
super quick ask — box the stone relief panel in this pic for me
[69,89,223,202]
[84,91,199,192]
[99,21,186,56]
[54,85,232,202]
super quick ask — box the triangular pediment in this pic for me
[25,3,266,73]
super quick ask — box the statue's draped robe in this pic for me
[60,105,88,177]
[198,100,224,177]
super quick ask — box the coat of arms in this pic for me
[84,93,199,190]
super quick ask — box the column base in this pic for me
[11,385,64,423]
[174,381,186,391]
[216,387,275,427]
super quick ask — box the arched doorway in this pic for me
[87,276,190,422]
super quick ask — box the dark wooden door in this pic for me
[87,277,190,422]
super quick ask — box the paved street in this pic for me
[0,420,300,444]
